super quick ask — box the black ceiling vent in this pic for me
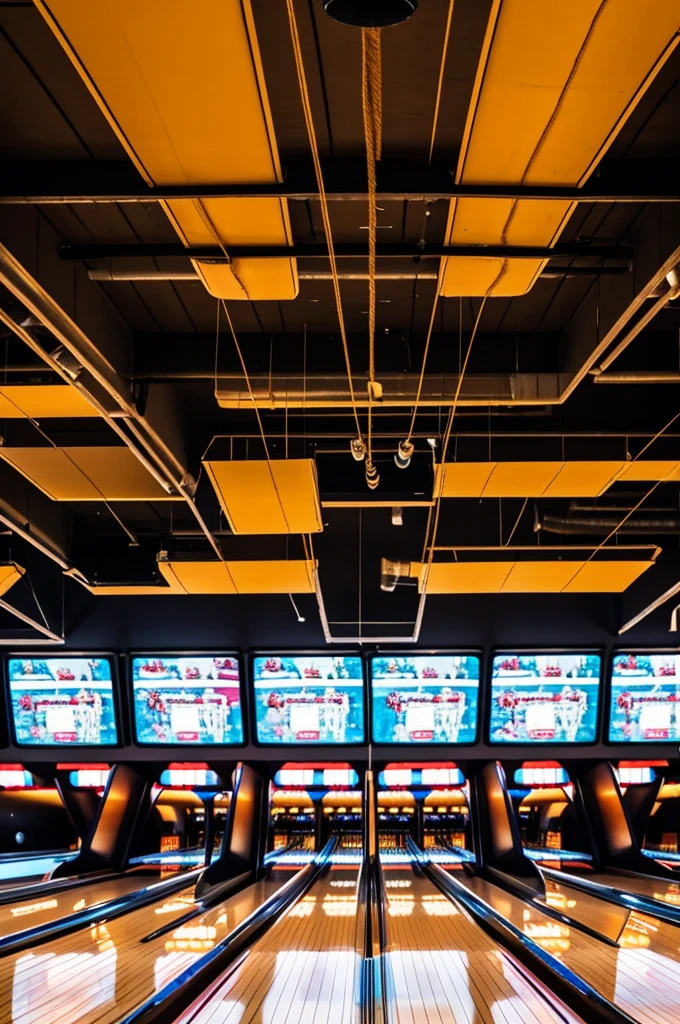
[316,451,433,505]
[323,0,417,28]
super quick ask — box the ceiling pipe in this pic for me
[593,267,680,376]
[594,371,680,384]
[0,242,224,562]
[538,514,680,536]
[85,266,628,283]
[619,578,680,635]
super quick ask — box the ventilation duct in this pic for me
[537,514,680,536]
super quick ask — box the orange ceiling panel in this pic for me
[440,1,680,297]
[36,0,297,301]
[204,458,323,535]
[0,386,97,419]
[542,462,624,498]
[0,447,178,501]
[501,561,582,594]
[158,559,316,595]
[481,462,564,498]
[561,560,655,593]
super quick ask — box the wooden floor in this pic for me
[176,866,363,1024]
[0,873,164,939]
[592,871,680,906]
[383,865,575,1024]
[3,866,296,1024]
[459,872,680,1024]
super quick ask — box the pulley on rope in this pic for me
[394,438,414,470]
[350,436,367,462]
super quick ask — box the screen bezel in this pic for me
[129,650,247,748]
[486,647,603,747]
[606,647,680,745]
[5,651,123,749]
[369,649,483,746]
[250,649,367,747]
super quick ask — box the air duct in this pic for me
[537,514,680,536]
[380,557,414,592]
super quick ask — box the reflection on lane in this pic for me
[382,863,574,1024]
[175,866,363,1024]
[455,870,680,1024]
[7,864,298,1024]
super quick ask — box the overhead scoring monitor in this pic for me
[253,654,365,744]
[489,652,601,744]
[609,652,680,743]
[7,656,118,746]
[371,654,480,744]
[132,654,243,745]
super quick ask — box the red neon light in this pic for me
[384,761,458,770]
[619,760,668,769]
[0,763,26,771]
[56,763,110,770]
[520,761,563,769]
[167,762,210,770]
[280,762,353,770]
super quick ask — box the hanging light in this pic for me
[350,436,367,462]
[366,460,380,490]
[394,438,414,470]
[323,0,417,28]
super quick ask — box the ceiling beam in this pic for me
[61,242,631,262]
[1,159,679,203]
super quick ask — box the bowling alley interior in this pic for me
[2,0,680,1021]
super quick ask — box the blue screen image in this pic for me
[490,653,601,744]
[371,655,480,743]
[132,655,243,744]
[609,652,680,742]
[8,657,118,746]
[253,655,364,744]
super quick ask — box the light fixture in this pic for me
[289,594,305,623]
[380,557,413,592]
[350,436,367,462]
[50,345,84,382]
[366,461,380,490]
[426,438,437,450]
[323,0,417,28]
[391,506,403,527]
[394,438,414,470]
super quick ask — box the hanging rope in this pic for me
[285,0,363,443]
[362,27,383,484]
[428,0,455,164]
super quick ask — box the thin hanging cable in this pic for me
[362,27,382,473]
[218,299,292,534]
[504,497,528,547]
[428,0,455,163]
[285,0,362,440]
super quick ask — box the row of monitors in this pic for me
[4,650,679,748]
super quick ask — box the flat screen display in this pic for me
[132,655,243,745]
[8,656,118,746]
[371,655,480,743]
[609,652,680,742]
[489,652,601,744]
[253,655,365,744]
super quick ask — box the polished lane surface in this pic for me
[382,863,577,1024]
[457,872,680,1024]
[175,866,363,1024]
[3,864,297,1024]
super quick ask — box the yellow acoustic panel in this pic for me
[482,462,564,498]
[36,0,297,301]
[416,558,653,594]
[501,561,583,594]
[542,462,624,498]
[0,386,97,419]
[0,447,178,501]
[617,461,680,482]
[159,559,316,594]
[440,1,679,296]
[204,458,322,534]
[0,563,24,598]
[436,462,496,498]
[562,560,654,593]
[76,583,179,596]
[418,562,513,594]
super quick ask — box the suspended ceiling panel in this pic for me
[0,447,179,501]
[0,563,24,598]
[0,386,97,419]
[36,0,297,301]
[436,461,680,499]
[158,559,316,594]
[417,557,654,594]
[440,0,680,296]
[204,458,323,535]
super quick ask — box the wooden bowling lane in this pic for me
[174,866,363,1024]
[457,872,680,1024]
[382,865,574,1024]
[591,872,680,908]
[0,873,162,939]
[3,865,297,1024]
